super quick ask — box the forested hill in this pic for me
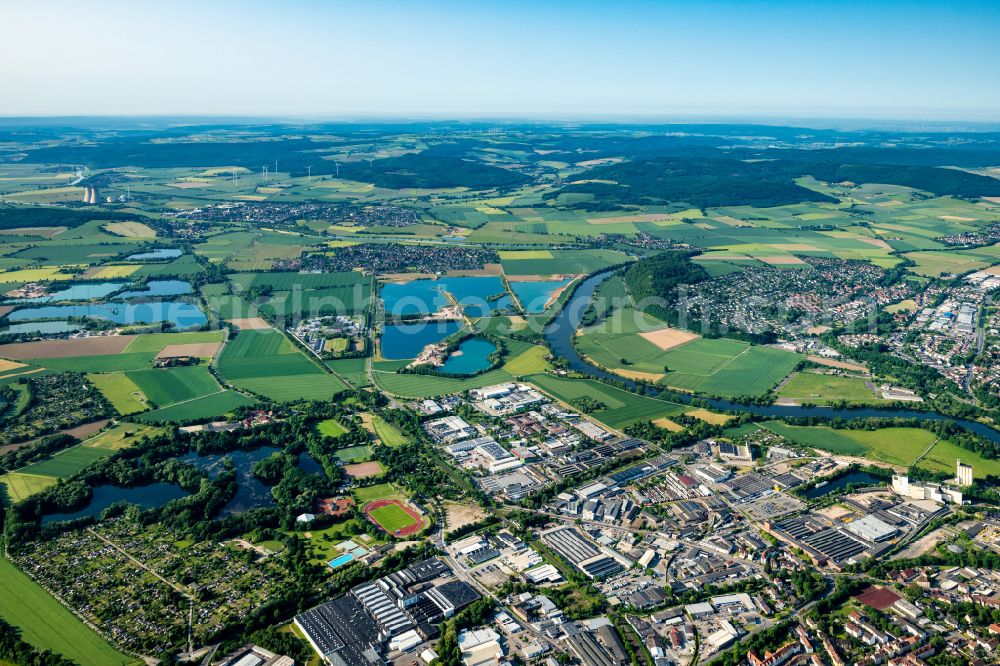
[559,155,1000,208]
[623,251,710,325]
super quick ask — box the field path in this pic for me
[86,528,195,601]
[912,435,942,465]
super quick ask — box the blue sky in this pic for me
[2,0,998,120]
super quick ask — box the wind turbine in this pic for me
[262,165,268,182]
[307,165,312,182]
[334,161,340,177]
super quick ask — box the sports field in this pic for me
[317,418,348,437]
[334,446,373,463]
[0,557,133,665]
[354,481,400,503]
[527,373,687,429]
[777,372,881,404]
[367,500,422,534]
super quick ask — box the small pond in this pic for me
[297,452,325,475]
[438,337,497,375]
[127,248,182,261]
[802,471,885,499]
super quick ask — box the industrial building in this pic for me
[295,559,480,666]
[540,527,625,580]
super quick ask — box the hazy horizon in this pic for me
[3,0,998,121]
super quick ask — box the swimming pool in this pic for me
[328,553,356,569]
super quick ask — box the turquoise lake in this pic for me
[510,278,573,313]
[7,301,208,329]
[381,281,448,316]
[1,321,80,335]
[381,277,512,316]
[381,320,460,359]
[42,483,190,525]
[5,282,125,304]
[112,280,192,300]
[127,248,182,260]
[439,337,497,375]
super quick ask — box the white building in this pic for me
[956,459,973,487]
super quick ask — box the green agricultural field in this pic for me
[762,421,869,456]
[840,428,941,468]
[18,446,111,478]
[370,415,409,447]
[0,557,134,665]
[218,329,347,402]
[87,372,148,414]
[527,373,687,429]
[0,472,56,504]
[83,423,165,450]
[903,244,1000,277]
[317,418,348,437]
[503,345,551,376]
[369,503,419,532]
[777,372,881,404]
[123,330,225,353]
[327,357,372,388]
[354,482,401,503]
[29,352,156,373]
[126,366,222,407]
[762,421,949,468]
[1,423,163,503]
[581,319,799,398]
[576,307,680,370]
[236,374,347,402]
[919,439,1000,478]
[134,390,255,423]
[230,271,365,291]
[335,445,373,463]
[500,248,633,276]
[659,341,799,398]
